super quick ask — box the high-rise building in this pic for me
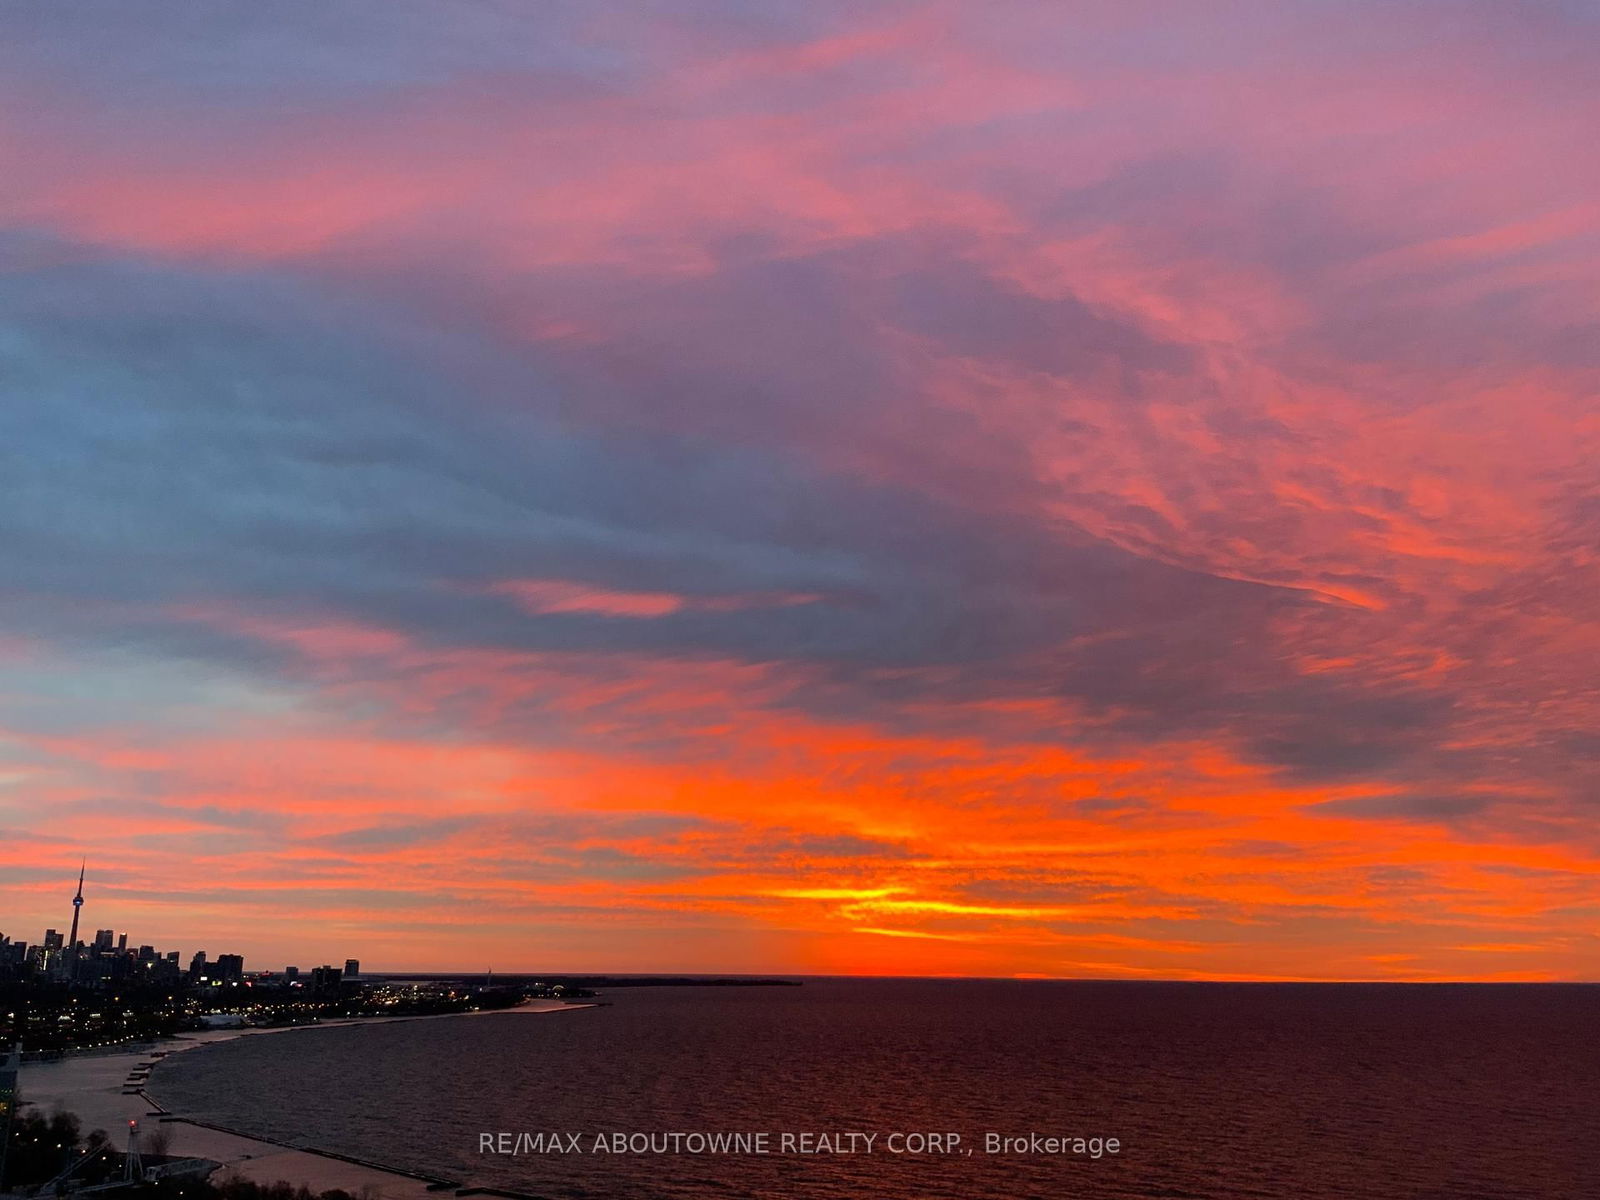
[67,862,85,950]
[344,958,361,979]
[215,953,244,983]
[284,966,300,981]
[94,929,115,953]
[117,932,128,953]
[310,964,343,998]
[189,950,208,982]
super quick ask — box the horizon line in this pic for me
[358,969,1600,985]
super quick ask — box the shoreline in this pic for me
[16,1000,596,1199]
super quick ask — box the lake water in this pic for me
[150,980,1598,1199]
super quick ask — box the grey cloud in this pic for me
[1309,793,1504,821]
[0,236,1492,791]
[315,819,477,852]
[0,239,1283,683]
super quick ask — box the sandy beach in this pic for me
[14,1001,592,1199]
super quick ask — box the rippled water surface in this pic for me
[151,980,1597,1199]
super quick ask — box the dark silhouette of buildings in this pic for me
[2,868,356,996]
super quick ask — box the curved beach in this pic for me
[15,1001,592,1199]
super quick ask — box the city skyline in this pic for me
[0,865,343,984]
[3,868,414,983]
[2,2,1598,981]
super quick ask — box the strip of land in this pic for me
[14,1000,592,1199]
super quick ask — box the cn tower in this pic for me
[67,860,85,954]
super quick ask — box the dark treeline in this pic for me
[2,1107,380,1200]
[2,1108,106,1191]
[153,1176,381,1200]
[382,975,800,988]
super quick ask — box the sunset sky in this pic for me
[2,2,1597,981]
